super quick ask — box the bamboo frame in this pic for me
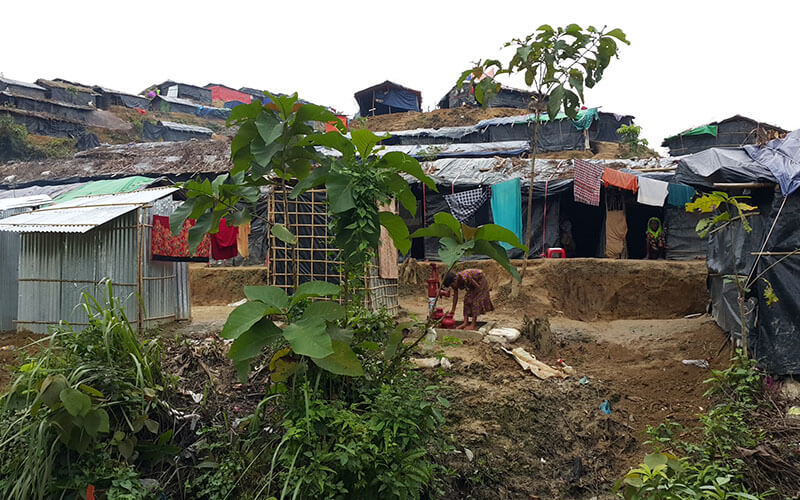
[267,187,399,315]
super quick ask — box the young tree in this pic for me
[459,24,629,273]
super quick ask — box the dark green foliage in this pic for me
[0,283,173,499]
[277,376,448,500]
[0,115,76,160]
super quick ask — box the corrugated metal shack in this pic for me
[0,195,53,331]
[0,188,190,333]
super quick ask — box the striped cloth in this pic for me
[573,159,605,206]
[444,187,490,222]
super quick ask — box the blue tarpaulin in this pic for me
[355,81,421,116]
[744,129,800,196]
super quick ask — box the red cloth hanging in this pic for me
[151,215,210,262]
[210,218,239,260]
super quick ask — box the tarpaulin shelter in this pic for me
[354,81,421,117]
[0,91,94,123]
[142,121,213,142]
[205,84,252,104]
[150,95,201,115]
[0,107,87,139]
[153,81,212,104]
[376,109,634,153]
[0,188,191,333]
[0,76,47,100]
[239,87,271,105]
[438,83,540,110]
[93,87,150,110]
[675,130,800,375]
[36,79,98,107]
[662,115,786,156]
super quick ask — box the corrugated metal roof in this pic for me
[0,195,52,210]
[0,187,178,233]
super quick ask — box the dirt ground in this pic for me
[189,264,269,306]
[351,107,529,131]
[0,330,44,388]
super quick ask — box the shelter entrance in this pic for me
[625,203,664,259]
[559,197,604,258]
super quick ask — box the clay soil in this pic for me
[351,107,528,132]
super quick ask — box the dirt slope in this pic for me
[352,107,528,131]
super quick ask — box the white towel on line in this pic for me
[637,176,669,207]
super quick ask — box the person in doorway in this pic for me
[443,269,494,330]
[645,217,666,259]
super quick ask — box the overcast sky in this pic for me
[3,1,797,151]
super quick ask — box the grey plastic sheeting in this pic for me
[0,182,89,200]
[744,129,800,196]
[705,190,800,374]
[674,147,776,187]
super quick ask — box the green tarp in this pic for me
[665,124,718,141]
[52,176,156,203]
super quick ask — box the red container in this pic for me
[432,307,444,320]
[441,313,456,329]
[546,247,566,259]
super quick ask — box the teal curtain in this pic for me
[490,178,522,250]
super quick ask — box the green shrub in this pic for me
[275,375,448,500]
[0,282,174,499]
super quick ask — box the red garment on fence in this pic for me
[210,218,239,260]
[151,215,210,262]
[602,168,639,192]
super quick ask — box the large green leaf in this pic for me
[381,152,436,190]
[434,212,463,242]
[547,84,564,121]
[226,100,265,126]
[255,109,283,144]
[291,164,330,198]
[251,138,280,171]
[244,286,289,311]
[302,301,346,323]
[311,340,364,376]
[231,121,258,158]
[83,408,110,436]
[228,318,282,362]
[60,388,91,417]
[221,301,269,340]
[409,223,457,240]
[300,132,355,159]
[327,325,354,344]
[283,316,333,358]
[379,211,411,255]
[351,129,385,160]
[384,330,404,361]
[326,174,355,213]
[472,239,521,282]
[169,200,194,235]
[188,211,215,253]
[39,374,68,409]
[290,281,342,306]
[385,173,417,215]
[295,103,338,126]
[439,237,474,268]
[271,223,297,244]
[474,224,528,251]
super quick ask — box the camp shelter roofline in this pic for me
[662,115,788,145]
[0,140,232,188]
[0,77,46,91]
[38,78,98,96]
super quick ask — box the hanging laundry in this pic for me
[637,177,669,207]
[210,218,239,260]
[237,222,251,259]
[378,200,399,279]
[667,183,696,207]
[490,178,522,250]
[573,159,605,206]
[602,168,639,192]
[444,187,489,222]
[151,215,211,262]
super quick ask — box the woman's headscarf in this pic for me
[647,217,663,239]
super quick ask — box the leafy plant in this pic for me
[0,283,174,499]
[275,376,448,500]
[459,24,629,274]
[617,124,651,157]
[222,280,366,382]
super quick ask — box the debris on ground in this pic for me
[505,347,573,379]
[682,359,710,369]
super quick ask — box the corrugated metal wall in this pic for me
[0,208,29,331]
[16,199,191,333]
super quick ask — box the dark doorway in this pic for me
[625,203,665,259]
[559,196,605,257]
